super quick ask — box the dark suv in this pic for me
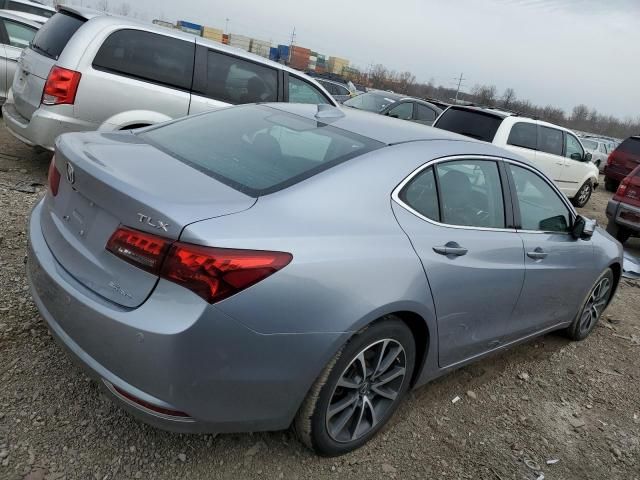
[606,165,640,243]
[603,136,640,192]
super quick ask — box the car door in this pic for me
[506,162,595,331]
[562,132,589,194]
[535,125,568,192]
[0,17,38,100]
[392,157,525,367]
[0,42,6,100]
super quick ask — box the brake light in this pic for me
[616,177,630,198]
[42,66,82,105]
[106,227,171,275]
[106,227,292,303]
[48,156,60,196]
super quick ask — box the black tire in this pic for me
[605,177,619,193]
[565,268,614,341]
[295,318,415,456]
[606,221,631,244]
[571,180,593,208]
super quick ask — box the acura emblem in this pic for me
[66,162,75,184]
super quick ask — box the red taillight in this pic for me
[48,156,60,196]
[106,227,171,275]
[108,383,191,418]
[607,151,618,166]
[106,227,292,303]
[42,66,81,106]
[161,243,292,303]
[616,177,630,197]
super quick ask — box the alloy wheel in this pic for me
[577,183,592,206]
[579,276,611,335]
[325,339,406,443]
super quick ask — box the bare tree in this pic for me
[501,88,516,109]
[369,64,388,90]
[471,84,497,106]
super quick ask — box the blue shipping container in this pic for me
[177,20,202,31]
[269,47,279,61]
[278,44,290,58]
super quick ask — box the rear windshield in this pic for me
[343,92,400,113]
[618,137,640,155]
[434,108,503,143]
[582,139,598,150]
[140,105,384,196]
[30,11,85,60]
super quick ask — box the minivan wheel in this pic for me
[571,181,593,208]
[566,268,614,341]
[295,318,415,456]
[606,222,631,244]
[605,178,619,193]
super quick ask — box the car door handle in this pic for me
[433,242,468,257]
[556,161,565,166]
[527,247,548,260]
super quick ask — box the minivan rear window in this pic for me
[30,12,85,60]
[434,108,503,143]
[618,137,640,155]
[140,105,384,196]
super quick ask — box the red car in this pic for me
[606,165,640,243]
[604,136,640,192]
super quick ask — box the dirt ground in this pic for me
[0,121,638,480]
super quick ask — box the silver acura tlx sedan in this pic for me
[27,103,623,456]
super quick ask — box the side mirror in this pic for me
[584,152,593,162]
[570,152,582,161]
[571,216,596,239]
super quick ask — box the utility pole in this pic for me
[288,27,296,64]
[225,18,230,34]
[454,72,465,105]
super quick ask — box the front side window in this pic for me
[93,29,194,90]
[399,167,439,221]
[509,165,571,232]
[415,104,437,123]
[319,80,337,95]
[386,102,413,120]
[537,126,563,156]
[507,122,538,150]
[336,84,350,96]
[436,160,505,229]
[565,133,584,160]
[288,76,330,104]
[205,50,277,104]
[2,19,37,48]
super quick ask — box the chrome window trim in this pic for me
[391,154,517,233]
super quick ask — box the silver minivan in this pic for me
[0,10,39,104]
[2,6,337,151]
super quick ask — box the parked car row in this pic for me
[0,4,629,458]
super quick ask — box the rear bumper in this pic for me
[27,200,345,433]
[606,198,640,233]
[603,165,630,183]
[2,101,96,151]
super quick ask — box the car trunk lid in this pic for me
[41,131,256,308]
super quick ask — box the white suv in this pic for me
[433,106,599,207]
[2,6,336,151]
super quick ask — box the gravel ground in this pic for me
[1,121,639,480]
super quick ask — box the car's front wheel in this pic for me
[571,180,593,207]
[295,318,415,456]
[566,268,614,341]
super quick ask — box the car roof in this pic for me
[445,104,515,119]
[265,103,478,145]
[0,9,42,27]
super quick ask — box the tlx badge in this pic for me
[137,213,169,232]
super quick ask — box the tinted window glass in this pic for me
[565,133,584,160]
[336,84,350,95]
[204,50,277,104]
[415,104,437,122]
[343,92,399,112]
[537,126,563,156]
[434,108,502,143]
[507,122,538,150]
[93,30,194,90]
[387,102,413,120]
[399,167,439,221]
[140,105,383,196]
[319,81,337,95]
[30,12,85,60]
[617,137,640,155]
[510,165,570,232]
[436,160,505,228]
[2,19,37,48]
[8,1,54,17]
[288,76,330,104]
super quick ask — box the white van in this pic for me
[433,106,599,207]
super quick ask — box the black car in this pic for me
[343,91,443,126]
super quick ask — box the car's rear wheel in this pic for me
[571,180,593,207]
[295,318,415,456]
[566,268,614,341]
[605,177,619,192]
[606,222,631,244]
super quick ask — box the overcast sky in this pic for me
[63,0,639,119]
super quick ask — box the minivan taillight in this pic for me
[48,156,60,196]
[42,66,82,105]
[106,227,292,303]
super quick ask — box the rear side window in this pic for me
[93,29,195,90]
[8,1,54,18]
[386,102,413,120]
[2,19,37,48]
[288,76,330,104]
[30,12,85,60]
[537,126,563,156]
[434,108,502,143]
[139,105,383,196]
[507,122,537,150]
[618,137,640,155]
[415,104,437,123]
[399,167,439,221]
[203,50,277,104]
